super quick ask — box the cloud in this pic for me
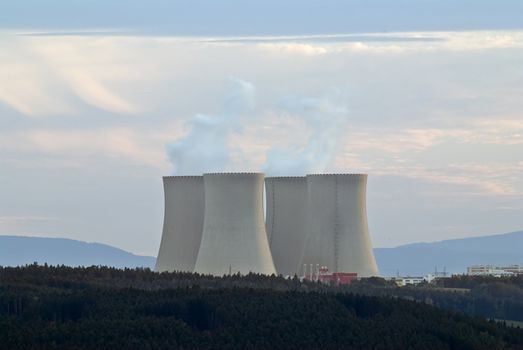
[441,31,523,50]
[29,36,139,115]
[256,43,330,56]
[378,163,523,196]
[0,36,75,116]
[0,84,72,117]
[253,31,523,55]
[343,128,467,154]
[1,29,523,252]
[338,117,523,157]
[0,33,139,117]
[333,124,523,196]
[64,69,136,114]
[0,127,174,168]
[3,30,523,119]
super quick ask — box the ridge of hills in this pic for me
[375,230,523,276]
[0,235,155,269]
[1,230,522,276]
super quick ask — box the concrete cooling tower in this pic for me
[301,174,379,277]
[194,173,276,276]
[265,177,308,277]
[155,176,205,273]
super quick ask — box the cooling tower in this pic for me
[155,176,204,273]
[265,176,308,277]
[194,173,276,276]
[301,174,379,277]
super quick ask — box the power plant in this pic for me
[156,172,379,279]
[194,173,276,276]
[265,176,308,277]
[155,176,205,272]
[300,174,379,278]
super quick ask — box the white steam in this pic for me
[167,80,349,176]
[166,78,255,175]
[263,89,349,175]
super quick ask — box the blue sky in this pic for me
[0,1,522,255]
[2,0,523,35]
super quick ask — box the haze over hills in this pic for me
[0,236,155,269]
[1,231,522,276]
[375,230,523,276]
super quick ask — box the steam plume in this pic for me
[263,89,349,175]
[166,78,255,175]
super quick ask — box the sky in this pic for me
[1,1,522,256]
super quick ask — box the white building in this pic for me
[265,176,308,277]
[155,176,205,273]
[466,265,523,277]
[391,276,425,286]
[194,173,276,276]
[156,172,380,278]
[300,174,379,277]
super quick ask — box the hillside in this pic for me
[2,231,522,277]
[0,236,155,269]
[1,265,522,349]
[375,230,523,276]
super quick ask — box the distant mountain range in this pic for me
[0,236,155,269]
[1,231,522,276]
[375,230,523,276]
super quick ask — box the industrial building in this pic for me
[300,174,379,277]
[265,176,308,277]
[390,276,426,286]
[466,265,523,276]
[156,172,379,278]
[302,265,358,285]
[194,173,276,276]
[155,176,205,272]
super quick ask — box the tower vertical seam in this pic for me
[269,180,276,247]
[334,175,340,273]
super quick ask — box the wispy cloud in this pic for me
[63,70,136,114]
[343,117,523,155]
[0,37,75,116]
[1,29,522,251]
[0,34,140,117]
[0,127,178,168]
[2,30,523,118]
[254,31,523,55]
[372,164,523,196]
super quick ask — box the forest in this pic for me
[346,275,523,323]
[0,265,522,349]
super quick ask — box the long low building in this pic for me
[467,265,523,276]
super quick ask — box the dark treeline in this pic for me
[346,276,523,323]
[1,265,523,349]
[0,264,311,291]
[434,275,523,289]
[2,265,522,322]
